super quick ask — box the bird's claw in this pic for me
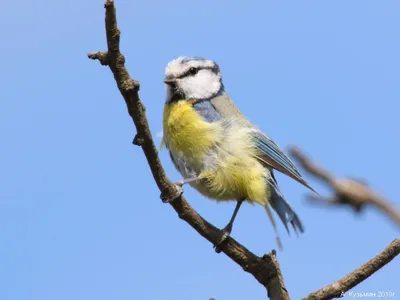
[160,184,183,203]
[213,225,232,253]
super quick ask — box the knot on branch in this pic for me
[120,79,139,93]
[260,253,278,280]
[115,53,125,65]
[132,134,144,146]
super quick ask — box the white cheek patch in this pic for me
[179,71,221,99]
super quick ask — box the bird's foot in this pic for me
[160,184,183,203]
[213,223,233,253]
[160,178,198,203]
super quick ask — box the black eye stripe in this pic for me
[178,66,216,79]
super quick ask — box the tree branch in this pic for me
[289,147,400,227]
[88,2,399,299]
[302,239,400,300]
[289,148,400,298]
[88,1,289,299]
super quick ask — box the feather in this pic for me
[267,175,304,235]
[192,100,223,122]
[254,131,317,193]
[209,92,317,194]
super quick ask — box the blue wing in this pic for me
[253,131,316,193]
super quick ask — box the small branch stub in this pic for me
[132,134,144,146]
[88,52,109,65]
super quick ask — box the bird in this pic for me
[161,56,316,251]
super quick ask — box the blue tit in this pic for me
[162,56,316,251]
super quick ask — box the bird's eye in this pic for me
[189,67,198,75]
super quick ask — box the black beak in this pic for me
[164,78,176,86]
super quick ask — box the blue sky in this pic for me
[1,1,399,299]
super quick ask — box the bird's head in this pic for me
[164,57,223,103]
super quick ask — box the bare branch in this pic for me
[89,3,399,300]
[88,1,289,298]
[290,148,400,298]
[302,239,400,300]
[289,147,400,227]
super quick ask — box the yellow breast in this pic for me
[163,100,268,205]
[163,101,219,161]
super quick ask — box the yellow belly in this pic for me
[163,101,268,205]
[199,157,268,204]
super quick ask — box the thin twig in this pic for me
[302,239,400,300]
[88,1,289,299]
[289,147,400,227]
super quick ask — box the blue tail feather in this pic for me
[267,175,304,235]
